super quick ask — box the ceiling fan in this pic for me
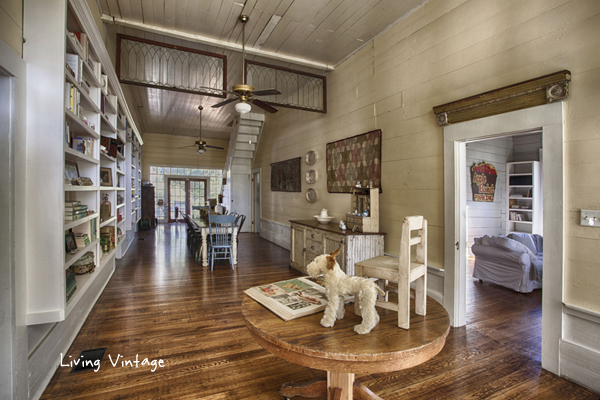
[179,106,224,155]
[211,14,281,114]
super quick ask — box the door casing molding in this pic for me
[443,102,564,374]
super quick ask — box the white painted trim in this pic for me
[564,303,600,323]
[0,36,28,400]
[443,102,564,375]
[559,341,600,393]
[101,14,335,72]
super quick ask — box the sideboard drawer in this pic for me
[305,228,323,242]
[306,238,323,255]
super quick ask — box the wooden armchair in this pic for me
[354,216,427,329]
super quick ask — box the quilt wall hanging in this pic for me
[470,162,497,202]
[271,157,301,192]
[326,129,382,193]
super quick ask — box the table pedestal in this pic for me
[280,372,383,400]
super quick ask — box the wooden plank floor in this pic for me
[41,225,599,399]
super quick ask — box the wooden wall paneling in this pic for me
[140,0,154,25]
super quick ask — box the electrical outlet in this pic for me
[580,210,600,227]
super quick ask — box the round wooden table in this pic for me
[242,296,450,400]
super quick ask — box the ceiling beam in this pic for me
[101,14,335,72]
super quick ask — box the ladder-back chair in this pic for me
[354,215,427,329]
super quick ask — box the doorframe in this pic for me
[251,168,261,233]
[166,177,208,222]
[443,102,564,375]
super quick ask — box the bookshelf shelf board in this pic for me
[65,238,99,269]
[509,208,532,212]
[117,219,124,226]
[117,116,126,130]
[65,29,84,59]
[65,68,101,115]
[116,203,125,209]
[116,169,125,175]
[117,152,125,161]
[509,173,533,177]
[82,59,101,88]
[116,187,125,191]
[509,196,533,200]
[64,185,100,192]
[65,146,99,164]
[509,220,533,224]
[100,113,116,133]
[100,186,118,191]
[99,216,116,228]
[65,212,99,230]
[509,185,533,188]
[100,247,117,269]
[65,254,113,318]
[104,98,117,115]
[100,152,116,162]
[65,109,99,139]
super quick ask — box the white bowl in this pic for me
[314,215,334,224]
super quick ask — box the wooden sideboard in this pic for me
[290,220,385,276]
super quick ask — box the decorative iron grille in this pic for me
[246,61,326,113]
[116,34,227,98]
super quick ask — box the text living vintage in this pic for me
[60,353,166,372]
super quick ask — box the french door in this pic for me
[167,178,207,222]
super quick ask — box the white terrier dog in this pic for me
[307,248,385,334]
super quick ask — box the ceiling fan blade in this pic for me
[205,145,225,150]
[211,97,238,108]
[252,99,279,113]
[176,145,199,149]
[252,89,281,96]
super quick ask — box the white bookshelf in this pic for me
[25,0,142,325]
[506,161,543,235]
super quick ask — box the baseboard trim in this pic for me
[559,339,600,393]
[259,219,291,251]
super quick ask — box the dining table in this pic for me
[190,213,238,268]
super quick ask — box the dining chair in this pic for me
[354,215,427,329]
[208,213,236,270]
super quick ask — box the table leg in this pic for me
[201,229,208,267]
[280,372,383,400]
[327,371,353,400]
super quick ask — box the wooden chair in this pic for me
[208,213,236,270]
[354,215,427,329]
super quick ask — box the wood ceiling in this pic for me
[99,0,429,140]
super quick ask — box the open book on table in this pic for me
[244,277,353,321]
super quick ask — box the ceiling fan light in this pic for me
[235,101,252,114]
[197,147,206,155]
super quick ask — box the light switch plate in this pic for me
[580,210,600,227]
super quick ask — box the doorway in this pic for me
[251,169,261,233]
[167,178,207,222]
[443,102,564,375]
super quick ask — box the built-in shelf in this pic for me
[65,212,98,230]
[64,185,100,192]
[65,108,99,139]
[100,216,116,228]
[65,238,100,269]
[65,146,99,164]
[100,152,116,162]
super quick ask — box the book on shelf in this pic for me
[65,200,81,206]
[90,218,97,241]
[74,233,90,247]
[65,53,82,84]
[244,277,353,321]
[65,212,89,222]
[66,284,77,302]
[68,31,88,59]
[64,83,81,116]
[65,204,87,210]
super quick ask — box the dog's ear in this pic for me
[326,248,341,270]
[329,247,341,258]
[326,255,336,270]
